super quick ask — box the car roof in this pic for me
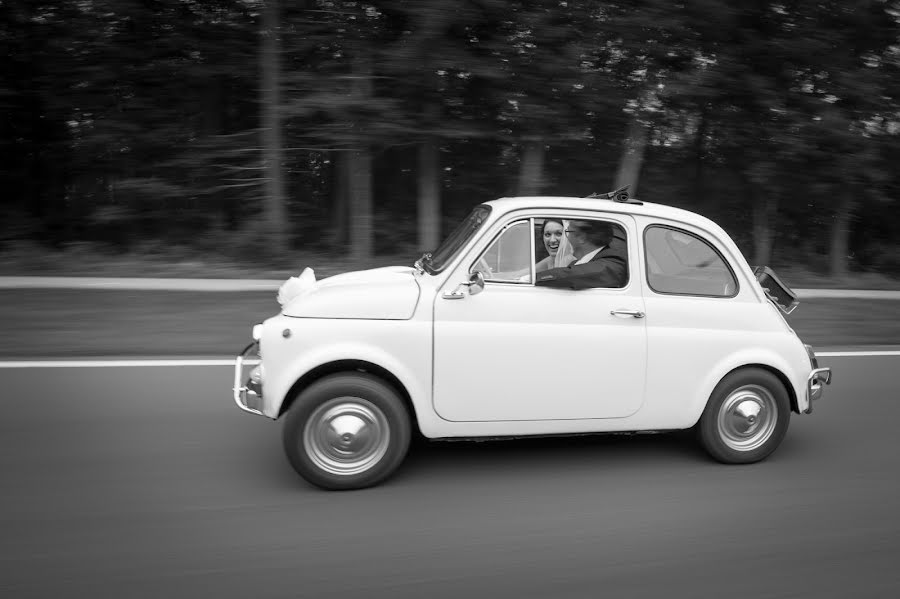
[484,196,718,230]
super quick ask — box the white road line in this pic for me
[0,359,259,368]
[815,351,900,357]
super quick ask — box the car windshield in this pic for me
[427,204,492,273]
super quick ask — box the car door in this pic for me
[432,213,648,422]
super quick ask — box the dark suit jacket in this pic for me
[534,242,628,290]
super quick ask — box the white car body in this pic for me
[236,196,827,442]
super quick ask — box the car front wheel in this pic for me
[697,368,791,464]
[282,373,411,490]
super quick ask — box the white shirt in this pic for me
[573,246,605,266]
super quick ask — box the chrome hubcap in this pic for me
[303,397,390,476]
[717,385,777,451]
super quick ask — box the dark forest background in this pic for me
[1,0,898,277]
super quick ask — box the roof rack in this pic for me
[585,184,642,205]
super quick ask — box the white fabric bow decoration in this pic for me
[277,267,317,307]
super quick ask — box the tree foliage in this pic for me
[1,0,898,275]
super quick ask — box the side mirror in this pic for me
[442,271,486,300]
[468,271,485,296]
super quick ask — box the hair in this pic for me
[541,219,564,235]
[569,220,614,247]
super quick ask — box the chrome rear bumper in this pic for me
[233,342,266,417]
[805,367,832,414]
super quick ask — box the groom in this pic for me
[535,220,628,290]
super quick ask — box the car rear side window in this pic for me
[644,226,737,297]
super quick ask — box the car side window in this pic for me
[473,220,532,283]
[532,218,629,290]
[644,226,737,297]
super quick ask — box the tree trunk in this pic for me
[417,137,441,251]
[518,139,545,196]
[693,106,709,207]
[327,152,349,247]
[260,0,289,251]
[412,7,448,252]
[829,195,856,278]
[752,193,778,266]
[614,118,649,195]
[348,149,373,261]
[202,76,228,222]
[344,54,374,260]
[202,77,226,135]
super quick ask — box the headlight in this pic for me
[252,323,263,342]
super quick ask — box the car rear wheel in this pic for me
[282,373,411,490]
[697,368,791,464]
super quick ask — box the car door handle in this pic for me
[610,308,645,318]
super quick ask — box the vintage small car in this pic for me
[233,188,832,490]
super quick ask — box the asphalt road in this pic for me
[1,355,898,598]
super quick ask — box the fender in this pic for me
[685,345,805,427]
[265,341,431,429]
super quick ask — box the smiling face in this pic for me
[542,220,564,257]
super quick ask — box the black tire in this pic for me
[697,367,791,464]
[282,373,411,490]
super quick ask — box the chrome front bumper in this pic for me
[233,342,266,417]
[805,367,832,414]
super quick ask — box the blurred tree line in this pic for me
[1,0,898,276]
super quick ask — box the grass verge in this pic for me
[0,241,415,281]
[0,290,896,358]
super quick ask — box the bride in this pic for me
[535,218,575,271]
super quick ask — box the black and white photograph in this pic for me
[1,1,899,597]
